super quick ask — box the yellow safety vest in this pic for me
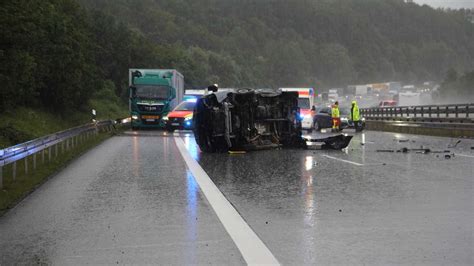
[331,106,340,118]
[351,104,360,121]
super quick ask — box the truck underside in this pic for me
[193,89,352,152]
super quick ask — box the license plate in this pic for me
[172,123,180,126]
[142,115,160,119]
[146,119,156,122]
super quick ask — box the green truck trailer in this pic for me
[129,69,184,129]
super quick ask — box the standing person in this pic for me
[331,101,340,132]
[351,100,361,132]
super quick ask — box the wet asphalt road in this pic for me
[0,129,473,265]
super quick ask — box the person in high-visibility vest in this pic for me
[351,100,361,132]
[331,101,340,132]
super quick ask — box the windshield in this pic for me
[297,98,310,109]
[174,101,196,111]
[134,85,170,99]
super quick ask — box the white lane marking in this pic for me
[322,155,364,166]
[456,153,474,158]
[174,137,280,265]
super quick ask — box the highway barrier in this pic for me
[360,103,474,137]
[0,120,123,189]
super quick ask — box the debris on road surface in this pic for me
[228,150,246,154]
[395,139,410,143]
[448,140,461,148]
[376,149,395,152]
[303,134,353,150]
[431,150,451,153]
[444,154,452,159]
[377,147,452,155]
[193,88,353,152]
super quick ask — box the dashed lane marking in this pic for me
[322,155,364,166]
[174,137,280,265]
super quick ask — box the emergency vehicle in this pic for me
[280,88,315,129]
[163,90,205,131]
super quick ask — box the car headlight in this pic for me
[131,115,138,120]
[162,116,169,121]
[361,117,366,122]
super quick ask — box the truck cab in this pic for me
[129,69,184,129]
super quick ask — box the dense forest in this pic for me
[1,0,473,113]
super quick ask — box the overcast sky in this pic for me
[413,0,474,9]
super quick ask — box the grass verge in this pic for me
[0,129,120,215]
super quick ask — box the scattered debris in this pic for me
[448,140,461,148]
[444,154,452,159]
[228,150,246,154]
[376,149,395,152]
[339,209,342,212]
[471,147,474,150]
[377,147,452,154]
[398,139,410,143]
[431,150,451,153]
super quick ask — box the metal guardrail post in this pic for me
[42,149,45,163]
[33,153,37,170]
[55,144,58,157]
[24,157,28,175]
[13,161,16,180]
[0,166,3,189]
[455,106,459,118]
[48,146,52,162]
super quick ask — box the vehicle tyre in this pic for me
[314,121,321,132]
[166,126,175,132]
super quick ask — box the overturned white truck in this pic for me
[193,88,352,152]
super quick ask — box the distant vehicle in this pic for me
[356,85,368,95]
[312,107,365,131]
[379,100,397,107]
[349,85,368,95]
[280,88,315,129]
[321,92,329,101]
[402,85,416,92]
[328,90,338,102]
[163,97,198,131]
[397,92,421,106]
[129,69,184,129]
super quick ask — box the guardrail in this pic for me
[0,120,118,189]
[361,103,474,123]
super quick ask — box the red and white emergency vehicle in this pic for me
[280,88,315,129]
[163,89,206,131]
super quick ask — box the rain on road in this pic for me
[0,130,472,265]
